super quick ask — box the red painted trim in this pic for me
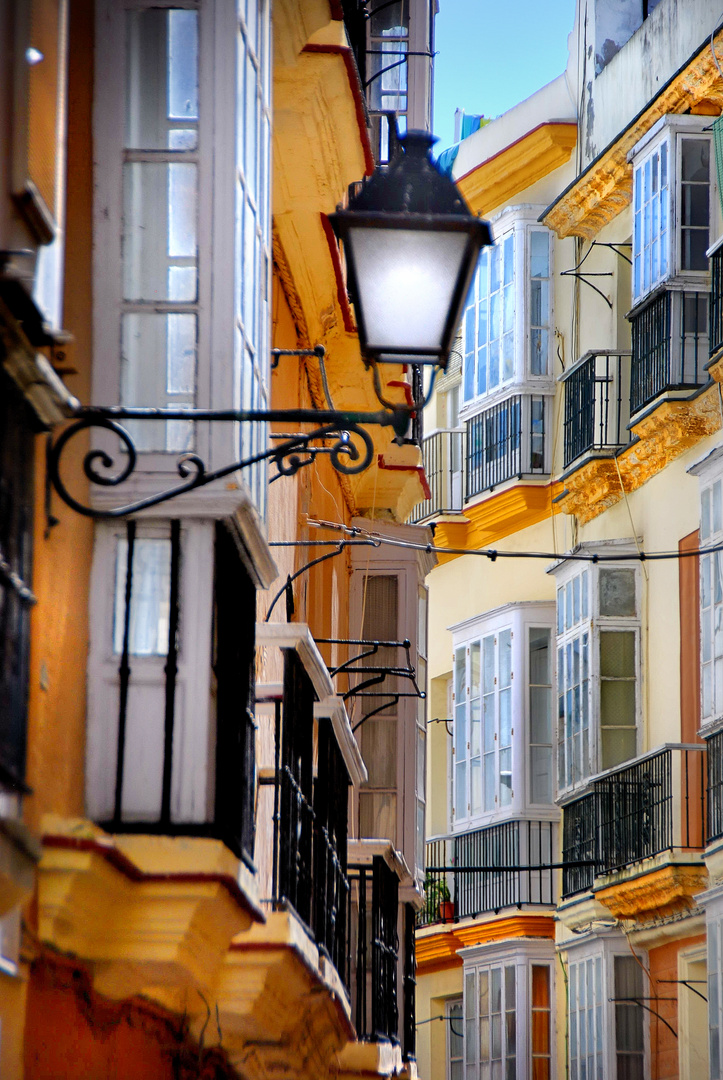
[377,455,432,500]
[387,380,415,408]
[320,213,356,333]
[302,42,374,177]
[328,0,344,18]
[42,834,265,923]
[455,121,577,186]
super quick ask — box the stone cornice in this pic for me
[542,33,723,240]
[457,122,577,217]
[416,914,556,974]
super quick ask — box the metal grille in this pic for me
[350,857,399,1042]
[562,745,706,897]
[0,372,35,791]
[711,245,723,359]
[562,352,632,468]
[419,820,556,926]
[465,395,546,499]
[273,658,351,987]
[561,792,598,898]
[630,290,708,413]
[408,428,464,522]
[466,397,521,497]
[402,903,416,1061]
[707,730,723,843]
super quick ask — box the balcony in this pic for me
[408,428,465,523]
[561,745,706,921]
[418,820,557,928]
[629,288,709,415]
[562,351,632,469]
[709,240,723,363]
[466,394,547,499]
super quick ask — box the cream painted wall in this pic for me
[416,964,463,1080]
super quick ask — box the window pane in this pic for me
[122,163,198,302]
[113,537,172,655]
[121,313,197,451]
[599,568,636,616]
[600,630,635,677]
[125,9,199,150]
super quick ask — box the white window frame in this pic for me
[564,934,648,1080]
[93,0,271,513]
[551,552,642,795]
[447,996,464,1080]
[701,885,723,1080]
[460,939,556,1080]
[629,114,716,306]
[687,447,723,733]
[460,207,554,415]
[451,602,556,829]
[350,531,432,885]
[698,467,723,728]
[86,518,215,824]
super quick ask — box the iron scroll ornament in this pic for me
[48,405,410,519]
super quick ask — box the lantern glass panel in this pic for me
[347,227,469,357]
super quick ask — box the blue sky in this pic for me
[432,0,577,152]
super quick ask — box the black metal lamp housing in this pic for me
[329,130,492,370]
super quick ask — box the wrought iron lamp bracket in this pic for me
[48,400,410,520]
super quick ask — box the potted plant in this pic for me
[424,873,454,923]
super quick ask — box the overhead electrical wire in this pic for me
[292,518,723,565]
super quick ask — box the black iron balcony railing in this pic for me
[707,729,723,844]
[408,428,465,523]
[419,820,557,927]
[561,744,706,898]
[630,289,709,414]
[465,394,547,499]
[561,351,632,468]
[350,857,399,1043]
[710,242,723,359]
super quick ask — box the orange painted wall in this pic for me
[648,935,705,1080]
[24,953,236,1080]
[24,0,95,834]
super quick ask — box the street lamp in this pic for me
[46,131,491,518]
[329,130,492,370]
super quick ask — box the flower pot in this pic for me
[439,900,454,923]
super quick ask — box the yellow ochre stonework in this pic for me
[543,31,723,239]
[558,387,723,523]
[594,861,709,923]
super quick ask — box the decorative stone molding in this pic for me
[457,122,577,218]
[416,913,556,974]
[542,32,723,239]
[216,911,353,1080]
[558,387,722,523]
[38,821,262,1002]
[594,858,708,923]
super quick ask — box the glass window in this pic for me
[569,956,603,1080]
[614,957,645,1080]
[680,137,710,272]
[633,140,668,301]
[529,232,550,376]
[448,999,464,1080]
[701,479,723,723]
[633,128,712,304]
[531,966,551,1080]
[113,537,172,656]
[556,565,639,788]
[529,628,553,804]
[122,8,200,452]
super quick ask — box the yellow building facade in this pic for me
[414,2,723,1078]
